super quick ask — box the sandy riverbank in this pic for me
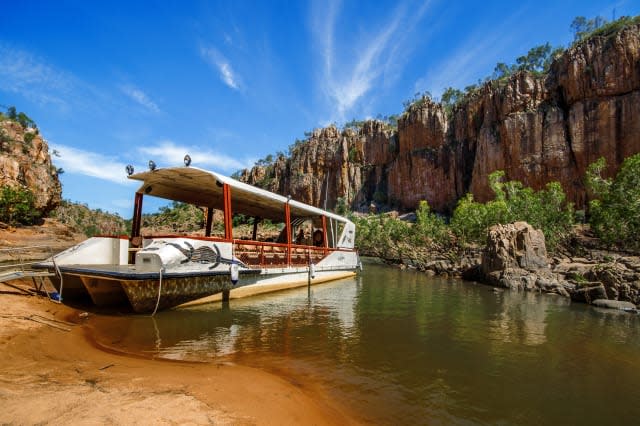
[0,289,359,425]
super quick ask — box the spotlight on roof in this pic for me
[184,154,192,167]
[148,160,156,171]
[125,164,134,176]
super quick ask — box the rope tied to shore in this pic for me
[150,267,164,317]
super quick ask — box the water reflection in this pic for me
[89,264,640,424]
[90,277,361,362]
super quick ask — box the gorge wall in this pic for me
[0,119,62,215]
[241,24,640,214]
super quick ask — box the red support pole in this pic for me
[223,184,233,240]
[285,201,292,266]
[322,215,328,254]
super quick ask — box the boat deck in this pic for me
[43,264,261,280]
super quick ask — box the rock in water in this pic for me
[482,222,549,275]
[479,222,569,295]
[591,299,637,311]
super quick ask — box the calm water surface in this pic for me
[90,263,640,424]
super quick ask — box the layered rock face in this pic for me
[0,119,62,215]
[243,25,640,213]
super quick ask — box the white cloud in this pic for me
[199,46,241,90]
[0,44,74,108]
[312,0,432,121]
[120,85,161,113]
[138,140,252,172]
[50,143,136,185]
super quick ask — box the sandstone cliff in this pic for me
[0,119,62,215]
[242,23,640,214]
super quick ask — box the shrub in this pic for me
[451,171,574,249]
[586,154,640,249]
[24,132,35,145]
[413,200,450,245]
[0,186,41,225]
[352,213,412,260]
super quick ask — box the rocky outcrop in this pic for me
[242,24,640,214]
[476,221,640,307]
[479,222,571,297]
[0,119,62,214]
[554,252,640,305]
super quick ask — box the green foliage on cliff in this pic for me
[441,87,464,115]
[586,154,640,249]
[2,106,37,129]
[585,15,640,40]
[52,200,127,237]
[402,91,433,111]
[569,15,640,47]
[0,186,41,225]
[141,201,205,233]
[491,43,565,81]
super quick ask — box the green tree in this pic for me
[515,43,552,73]
[492,62,514,80]
[586,154,640,249]
[0,186,41,225]
[16,112,35,128]
[441,87,464,115]
[571,16,607,41]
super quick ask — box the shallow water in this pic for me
[90,263,640,424]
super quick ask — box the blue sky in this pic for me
[0,0,637,217]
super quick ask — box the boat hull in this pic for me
[51,267,355,313]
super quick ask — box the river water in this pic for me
[90,263,640,424]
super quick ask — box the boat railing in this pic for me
[233,240,327,267]
[0,245,58,299]
[136,234,354,268]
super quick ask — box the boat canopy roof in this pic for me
[129,166,352,224]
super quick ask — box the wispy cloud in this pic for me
[48,139,252,185]
[120,85,161,113]
[138,140,252,172]
[0,44,74,108]
[312,0,432,121]
[50,144,135,185]
[200,46,241,90]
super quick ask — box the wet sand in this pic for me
[0,289,359,425]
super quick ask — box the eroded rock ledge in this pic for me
[476,222,640,309]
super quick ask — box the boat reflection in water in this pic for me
[89,276,360,362]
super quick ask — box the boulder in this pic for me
[479,222,571,297]
[570,284,608,304]
[591,299,637,311]
[482,222,549,276]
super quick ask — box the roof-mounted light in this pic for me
[148,160,156,171]
[125,165,134,176]
[184,154,192,167]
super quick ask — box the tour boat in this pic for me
[39,163,360,313]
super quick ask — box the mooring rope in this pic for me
[150,267,164,317]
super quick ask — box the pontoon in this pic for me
[38,165,360,313]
